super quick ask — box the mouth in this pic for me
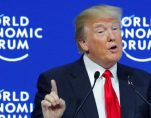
[109,45,118,52]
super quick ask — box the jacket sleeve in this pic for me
[31,74,51,118]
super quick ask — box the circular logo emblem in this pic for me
[122,15,151,62]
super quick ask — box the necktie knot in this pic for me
[102,70,112,79]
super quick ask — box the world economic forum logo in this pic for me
[122,15,151,62]
[0,14,43,62]
[0,89,33,117]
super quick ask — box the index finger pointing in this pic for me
[51,80,58,95]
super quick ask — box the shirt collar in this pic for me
[83,54,117,78]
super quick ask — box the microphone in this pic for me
[127,74,151,106]
[73,71,100,118]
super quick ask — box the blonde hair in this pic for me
[75,4,122,53]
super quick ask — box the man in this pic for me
[31,4,151,118]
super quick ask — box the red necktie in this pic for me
[102,70,121,118]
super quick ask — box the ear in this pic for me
[78,39,89,52]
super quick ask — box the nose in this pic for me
[108,29,116,42]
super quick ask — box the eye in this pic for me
[112,23,121,31]
[96,28,105,34]
[112,27,119,30]
[97,30,104,34]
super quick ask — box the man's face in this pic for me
[79,18,122,68]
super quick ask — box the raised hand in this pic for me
[41,80,66,118]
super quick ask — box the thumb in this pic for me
[59,98,66,110]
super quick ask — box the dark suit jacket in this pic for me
[31,57,151,118]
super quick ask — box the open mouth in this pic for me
[109,45,118,52]
[110,45,117,49]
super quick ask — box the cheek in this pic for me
[94,35,107,45]
[87,34,107,52]
[115,35,122,44]
[95,41,106,52]
[118,39,122,48]
[88,40,106,55]
[116,33,122,41]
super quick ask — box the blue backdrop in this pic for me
[0,0,151,117]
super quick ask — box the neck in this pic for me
[85,54,116,69]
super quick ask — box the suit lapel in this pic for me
[69,57,99,118]
[117,64,136,118]
[68,59,136,118]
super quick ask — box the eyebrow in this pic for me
[94,24,105,29]
[94,22,120,28]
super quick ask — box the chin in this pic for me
[111,53,121,59]
[108,57,120,64]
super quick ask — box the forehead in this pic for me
[88,18,120,28]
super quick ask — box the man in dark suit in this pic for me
[31,4,151,118]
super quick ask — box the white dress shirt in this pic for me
[83,54,120,118]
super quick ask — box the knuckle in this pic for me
[44,94,49,100]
